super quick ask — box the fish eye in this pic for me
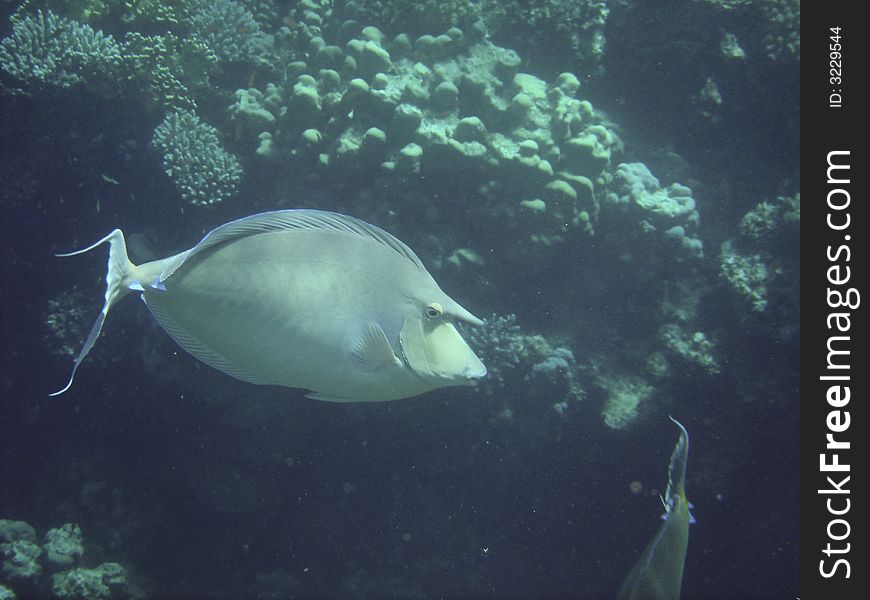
[425,302,443,319]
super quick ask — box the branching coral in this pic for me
[152,109,244,206]
[188,0,262,65]
[122,31,217,110]
[461,314,583,404]
[0,9,124,93]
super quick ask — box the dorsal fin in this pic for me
[159,210,426,281]
[664,416,690,511]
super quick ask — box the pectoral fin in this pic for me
[351,320,401,372]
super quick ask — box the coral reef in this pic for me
[151,109,244,205]
[0,10,123,93]
[0,519,132,599]
[460,313,524,395]
[719,240,770,312]
[717,193,799,316]
[52,563,128,600]
[0,522,36,545]
[596,373,654,430]
[739,193,800,241]
[758,0,800,61]
[659,324,720,374]
[604,162,703,259]
[1,536,42,582]
[462,314,582,405]
[43,524,84,570]
[220,7,620,272]
[187,0,262,65]
[121,31,217,111]
[0,3,242,111]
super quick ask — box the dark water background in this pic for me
[1,1,799,598]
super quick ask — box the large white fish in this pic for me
[52,210,487,401]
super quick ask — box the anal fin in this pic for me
[306,392,358,402]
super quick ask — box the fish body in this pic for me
[617,418,693,600]
[52,210,486,401]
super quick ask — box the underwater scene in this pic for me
[0,1,799,598]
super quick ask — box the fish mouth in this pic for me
[463,361,487,382]
[443,362,487,387]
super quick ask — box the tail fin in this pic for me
[50,229,135,396]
